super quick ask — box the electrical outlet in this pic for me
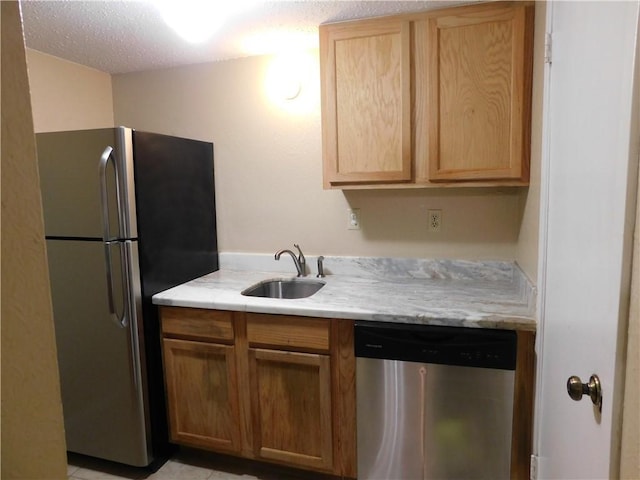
[428,209,442,232]
[347,208,361,230]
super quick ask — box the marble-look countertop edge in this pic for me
[153,258,537,332]
[154,297,538,332]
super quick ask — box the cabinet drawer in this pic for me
[161,307,234,343]
[246,314,330,353]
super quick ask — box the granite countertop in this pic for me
[152,254,537,331]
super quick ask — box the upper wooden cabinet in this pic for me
[320,1,535,189]
[426,4,533,182]
[321,19,412,185]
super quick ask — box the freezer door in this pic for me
[37,128,137,240]
[45,239,151,466]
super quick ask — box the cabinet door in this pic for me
[249,348,333,471]
[426,4,533,182]
[162,338,242,453]
[320,20,412,186]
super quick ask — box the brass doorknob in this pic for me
[567,374,602,412]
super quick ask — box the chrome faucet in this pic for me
[275,244,306,277]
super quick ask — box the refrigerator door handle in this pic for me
[103,241,127,328]
[99,145,121,241]
[123,240,144,390]
[100,146,127,328]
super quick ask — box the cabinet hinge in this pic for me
[544,33,552,64]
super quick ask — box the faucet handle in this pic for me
[317,256,325,278]
[293,244,306,275]
[293,244,305,261]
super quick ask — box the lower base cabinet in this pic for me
[160,306,533,479]
[249,348,333,470]
[159,307,357,477]
[162,338,242,454]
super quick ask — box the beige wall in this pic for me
[515,1,545,282]
[1,1,68,478]
[26,48,114,132]
[24,6,543,279]
[112,48,541,268]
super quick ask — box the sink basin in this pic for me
[241,278,325,299]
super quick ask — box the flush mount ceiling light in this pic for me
[265,52,305,100]
[264,50,320,115]
[153,0,259,44]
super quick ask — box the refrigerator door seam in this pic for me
[116,127,138,239]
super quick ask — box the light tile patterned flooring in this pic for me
[67,449,330,480]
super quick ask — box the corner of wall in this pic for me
[26,48,115,132]
[1,1,68,477]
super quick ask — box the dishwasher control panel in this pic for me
[354,321,517,370]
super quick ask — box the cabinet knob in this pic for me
[567,374,602,412]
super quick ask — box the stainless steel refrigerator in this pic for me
[37,127,219,468]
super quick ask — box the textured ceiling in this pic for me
[21,0,471,74]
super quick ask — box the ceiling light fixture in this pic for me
[266,53,303,100]
[264,50,321,115]
[153,0,259,44]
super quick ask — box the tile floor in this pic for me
[66,449,332,480]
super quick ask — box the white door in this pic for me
[535,2,639,479]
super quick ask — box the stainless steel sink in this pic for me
[241,278,325,299]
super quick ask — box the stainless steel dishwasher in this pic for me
[355,321,517,480]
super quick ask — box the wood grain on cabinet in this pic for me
[246,313,330,352]
[248,348,334,471]
[232,311,254,458]
[427,3,534,182]
[160,307,356,477]
[245,313,337,472]
[321,19,412,187]
[320,1,534,189]
[331,319,357,478]
[162,338,242,453]
[161,306,234,343]
[511,330,536,478]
